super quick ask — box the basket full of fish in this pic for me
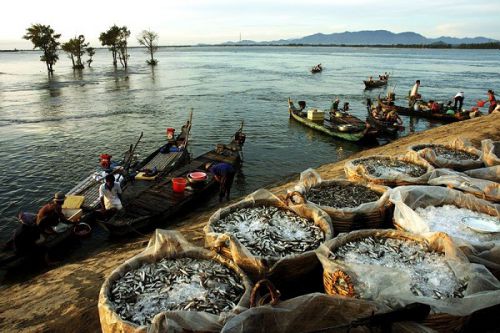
[98,230,253,333]
[204,189,333,281]
[284,168,391,234]
[344,151,434,186]
[390,185,500,275]
[481,138,500,167]
[409,138,483,171]
[316,229,500,332]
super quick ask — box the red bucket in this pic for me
[166,128,175,140]
[172,177,187,192]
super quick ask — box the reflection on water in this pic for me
[0,46,499,242]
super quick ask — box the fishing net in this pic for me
[390,186,500,275]
[317,229,500,331]
[284,168,392,234]
[427,168,499,202]
[98,230,252,333]
[220,293,434,333]
[204,189,333,283]
[409,138,483,171]
[344,151,434,186]
[481,139,500,167]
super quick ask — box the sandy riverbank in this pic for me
[1,113,499,332]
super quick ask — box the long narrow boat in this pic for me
[376,98,470,123]
[363,76,389,89]
[67,115,192,213]
[366,100,403,137]
[288,99,373,142]
[100,123,246,236]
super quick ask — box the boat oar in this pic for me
[308,303,431,333]
[124,131,144,172]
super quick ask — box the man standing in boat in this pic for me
[454,91,464,111]
[205,162,236,202]
[409,80,421,106]
[98,174,123,218]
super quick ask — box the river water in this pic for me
[1,46,499,243]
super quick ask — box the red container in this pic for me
[172,177,187,192]
[166,127,175,140]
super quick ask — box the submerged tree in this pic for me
[99,25,130,68]
[23,24,61,74]
[61,35,88,69]
[137,30,159,66]
[86,47,95,67]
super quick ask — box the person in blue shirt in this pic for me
[205,162,236,202]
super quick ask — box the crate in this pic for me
[62,208,83,222]
[307,109,325,121]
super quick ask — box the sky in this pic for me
[1,0,499,49]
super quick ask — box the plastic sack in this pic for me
[390,186,500,274]
[316,229,500,318]
[221,293,434,333]
[284,168,392,234]
[344,151,434,186]
[465,165,500,183]
[98,230,253,333]
[428,168,499,202]
[204,188,333,282]
[481,139,500,167]
[409,138,483,171]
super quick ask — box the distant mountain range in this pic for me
[221,30,498,45]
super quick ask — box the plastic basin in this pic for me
[188,172,207,181]
[172,177,187,192]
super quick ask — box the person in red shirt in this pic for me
[487,90,497,114]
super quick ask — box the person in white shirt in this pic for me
[99,174,123,217]
[454,91,464,111]
[410,80,421,98]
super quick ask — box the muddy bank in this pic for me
[1,113,499,332]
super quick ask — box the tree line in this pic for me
[23,24,159,74]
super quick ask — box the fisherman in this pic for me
[454,92,464,111]
[487,90,497,114]
[386,109,402,125]
[36,192,70,233]
[427,100,441,113]
[205,162,236,202]
[409,80,421,106]
[98,174,123,218]
[342,102,350,113]
[331,98,340,112]
[369,76,374,82]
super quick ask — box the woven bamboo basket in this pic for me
[344,153,434,187]
[321,230,470,333]
[285,180,392,234]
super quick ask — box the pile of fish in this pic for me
[307,183,381,208]
[109,258,245,326]
[413,144,479,161]
[353,157,427,178]
[211,206,325,257]
[329,236,467,299]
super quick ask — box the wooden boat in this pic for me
[66,115,192,213]
[288,99,373,142]
[100,123,246,236]
[363,75,389,89]
[366,99,404,136]
[376,98,470,123]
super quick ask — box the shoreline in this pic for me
[1,113,499,332]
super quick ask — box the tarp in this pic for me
[427,168,499,202]
[98,230,253,333]
[481,139,500,167]
[465,165,500,183]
